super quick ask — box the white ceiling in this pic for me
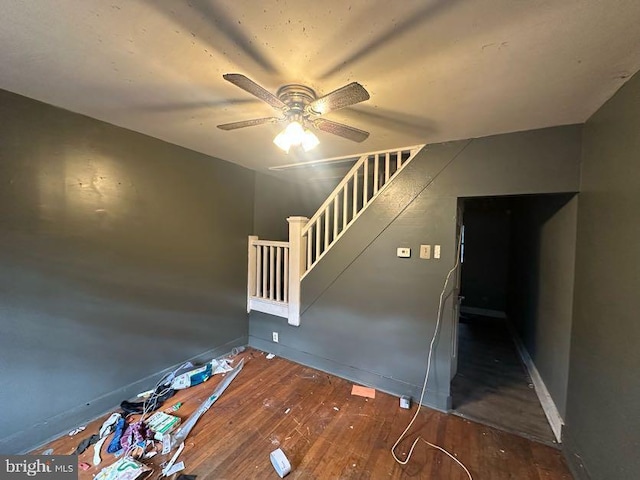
[1,0,639,173]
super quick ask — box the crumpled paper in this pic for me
[211,358,233,374]
[94,457,150,480]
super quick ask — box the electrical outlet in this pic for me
[420,244,431,259]
[397,247,411,258]
[272,332,279,343]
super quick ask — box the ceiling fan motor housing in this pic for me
[276,84,317,117]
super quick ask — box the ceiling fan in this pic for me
[217,73,370,152]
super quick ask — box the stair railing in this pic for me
[248,144,424,326]
[300,145,423,277]
[247,237,291,319]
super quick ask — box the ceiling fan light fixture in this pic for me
[273,130,292,152]
[273,121,319,153]
[219,74,370,148]
[301,129,320,152]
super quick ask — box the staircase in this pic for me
[247,144,424,326]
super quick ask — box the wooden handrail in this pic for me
[251,239,290,248]
[302,153,368,235]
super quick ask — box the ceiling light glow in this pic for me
[273,121,319,153]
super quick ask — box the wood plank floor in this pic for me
[34,348,572,479]
[451,315,556,445]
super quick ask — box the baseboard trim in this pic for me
[562,426,592,480]
[507,324,564,443]
[248,335,451,412]
[0,336,247,454]
[460,306,507,319]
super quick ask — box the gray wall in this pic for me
[427,125,582,197]
[253,173,332,241]
[0,89,254,453]
[250,125,582,410]
[508,194,578,419]
[564,72,640,479]
[251,194,459,408]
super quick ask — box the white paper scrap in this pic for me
[162,442,184,476]
[211,358,233,374]
[161,434,172,454]
[68,426,86,436]
[164,462,185,477]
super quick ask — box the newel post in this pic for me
[247,235,258,313]
[287,216,309,326]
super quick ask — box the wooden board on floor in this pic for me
[34,348,572,479]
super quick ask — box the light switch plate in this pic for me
[434,245,441,259]
[420,245,431,259]
[397,247,411,258]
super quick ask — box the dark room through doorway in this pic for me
[450,193,577,447]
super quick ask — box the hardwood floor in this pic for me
[34,348,572,479]
[451,315,556,445]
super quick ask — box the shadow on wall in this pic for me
[460,197,512,313]
[506,194,576,358]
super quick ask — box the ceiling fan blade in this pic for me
[307,82,370,116]
[217,117,281,130]
[313,118,370,143]
[223,73,287,110]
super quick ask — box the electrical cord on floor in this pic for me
[139,363,185,422]
[391,234,473,480]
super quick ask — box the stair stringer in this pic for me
[300,140,470,314]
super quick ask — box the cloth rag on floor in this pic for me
[107,418,127,454]
[93,413,122,465]
[99,413,121,438]
[74,434,100,455]
[120,421,151,451]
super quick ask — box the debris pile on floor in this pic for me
[66,352,245,479]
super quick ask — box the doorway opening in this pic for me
[450,194,577,446]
